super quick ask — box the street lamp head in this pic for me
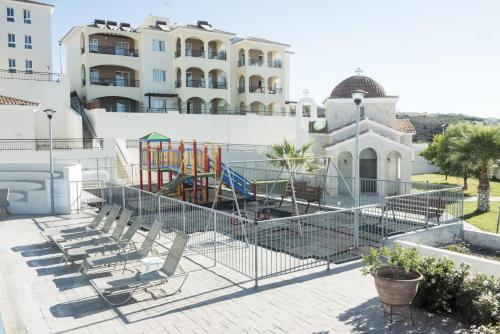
[43,109,56,119]
[351,90,367,106]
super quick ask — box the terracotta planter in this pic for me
[372,267,423,308]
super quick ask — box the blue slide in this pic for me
[209,159,254,199]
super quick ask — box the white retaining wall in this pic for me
[0,162,82,214]
[85,109,301,146]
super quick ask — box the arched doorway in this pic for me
[360,148,377,193]
[338,151,353,194]
[186,97,205,114]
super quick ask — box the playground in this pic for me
[138,132,330,221]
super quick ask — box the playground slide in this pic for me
[208,159,253,199]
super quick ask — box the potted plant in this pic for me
[362,244,423,311]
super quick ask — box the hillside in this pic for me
[397,113,486,142]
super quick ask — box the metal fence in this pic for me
[72,182,463,285]
[0,69,61,82]
[125,139,269,153]
[0,138,104,151]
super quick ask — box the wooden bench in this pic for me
[0,189,9,218]
[385,195,446,224]
[279,182,323,213]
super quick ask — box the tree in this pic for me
[421,123,476,190]
[265,139,318,173]
[455,124,500,212]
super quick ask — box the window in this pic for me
[115,71,130,86]
[8,33,15,48]
[153,69,166,82]
[23,9,31,24]
[90,69,99,83]
[8,59,16,72]
[116,100,131,113]
[89,38,98,52]
[6,8,14,22]
[115,41,129,55]
[153,39,165,52]
[153,99,167,110]
[25,35,32,49]
[25,60,32,73]
[360,106,365,118]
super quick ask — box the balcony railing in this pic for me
[268,88,283,95]
[249,59,264,66]
[268,60,283,69]
[185,49,205,58]
[0,69,60,82]
[207,51,227,60]
[90,78,140,87]
[249,86,265,93]
[208,81,227,89]
[186,80,205,88]
[89,45,139,57]
[0,138,104,151]
[238,86,245,94]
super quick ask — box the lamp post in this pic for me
[43,109,56,214]
[351,90,366,247]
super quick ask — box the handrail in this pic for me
[90,78,140,87]
[0,138,104,150]
[70,91,98,138]
[89,45,139,57]
[0,69,60,82]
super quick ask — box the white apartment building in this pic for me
[0,0,53,74]
[0,0,82,139]
[62,16,291,115]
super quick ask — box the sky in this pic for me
[50,0,500,118]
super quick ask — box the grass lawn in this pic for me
[412,173,500,197]
[463,201,500,233]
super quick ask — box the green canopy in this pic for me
[139,132,171,142]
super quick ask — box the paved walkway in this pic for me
[0,213,465,333]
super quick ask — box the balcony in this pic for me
[208,81,227,89]
[185,49,205,58]
[268,60,283,69]
[268,88,283,95]
[207,51,227,60]
[249,59,264,67]
[90,78,140,87]
[89,45,139,57]
[186,80,205,88]
[249,86,265,93]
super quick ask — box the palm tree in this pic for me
[265,139,318,173]
[456,124,500,212]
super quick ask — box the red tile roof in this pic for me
[0,95,39,106]
[394,119,416,133]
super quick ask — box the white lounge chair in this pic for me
[90,232,189,306]
[41,205,111,242]
[79,219,163,276]
[60,208,133,265]
[51,205,121,245]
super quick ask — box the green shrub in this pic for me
[413,257,469,314]
[362,245,500,326]
[456,274,500,325]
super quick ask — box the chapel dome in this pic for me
[329,75,387,99]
